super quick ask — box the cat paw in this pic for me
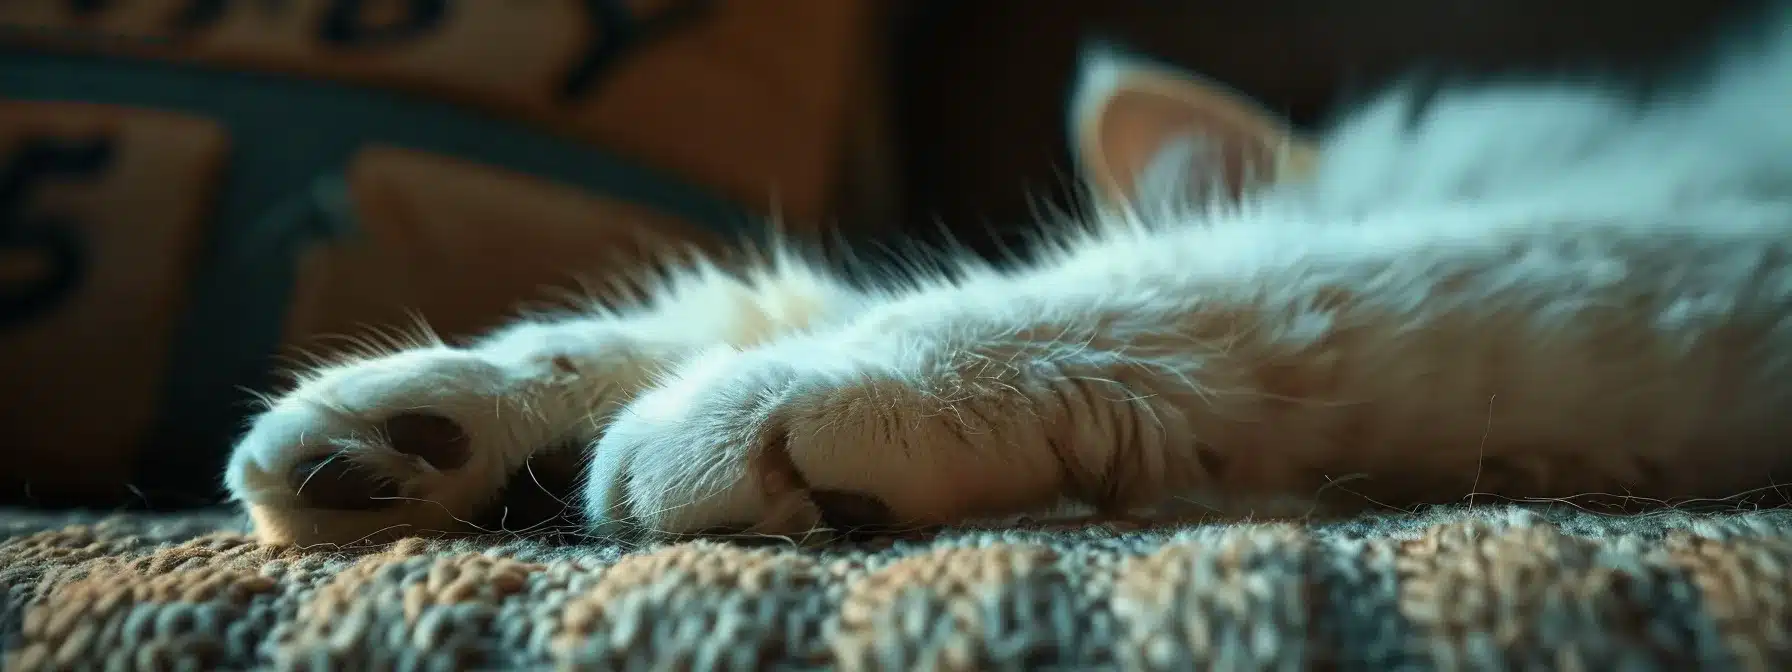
[582,338,1186,541]
[226,324,652,546]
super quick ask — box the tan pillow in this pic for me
[1,0,885,224]
[0,102,222,504]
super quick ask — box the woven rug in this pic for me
[2,505,1788,670]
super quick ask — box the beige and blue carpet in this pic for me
[3,505,1789,670]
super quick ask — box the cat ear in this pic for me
[1068,45,1317,210]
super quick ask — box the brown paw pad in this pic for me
[382,412,471,470]
[809,489,899,539]
[291,456,399,511]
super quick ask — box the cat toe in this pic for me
[582,347,1072,541]
[289,454,400,511]
[276,413,468,512]
[223,353,543,545]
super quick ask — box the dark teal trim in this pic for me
[0,48,760,506]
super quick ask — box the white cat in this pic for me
[225,10,1792,546]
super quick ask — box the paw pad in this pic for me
[810,489,898,538]
[290,457,398,511]
[383,412,471,470]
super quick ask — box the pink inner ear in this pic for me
[1161,112,1278,202]
[1091,84,1286,206]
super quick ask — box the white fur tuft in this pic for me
[1292,6,1792,216]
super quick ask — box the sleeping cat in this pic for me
[226,10,1792,546]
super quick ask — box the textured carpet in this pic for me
[2,505,1789,670]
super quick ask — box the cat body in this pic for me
[226,10,1792,545]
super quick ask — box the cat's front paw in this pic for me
[225,347,547,545]
[583,337,1197,541]
[226,323,653,546]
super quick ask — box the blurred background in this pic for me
[0,0,1766,511]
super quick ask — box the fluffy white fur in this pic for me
[227,11,1792,546]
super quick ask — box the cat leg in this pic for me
[580,274,1278,540]
[583,214,1792,540]
[571,50,1314,540]
[224,254,866,546]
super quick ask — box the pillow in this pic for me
[0,0,886,508]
